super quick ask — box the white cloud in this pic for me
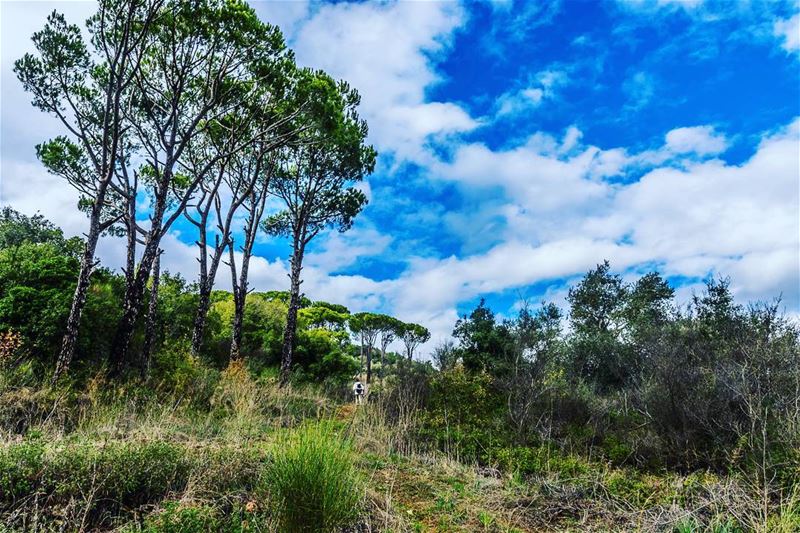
[306,225,392,272]
[664,125,728,155]
[774,13,800,52]
[494,69,568,117]
[427,119,799,319]
[496,87,544,116]
[289,1,477,161]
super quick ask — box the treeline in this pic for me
[396,260,799,491]
[11,0,402,385]
[0,208,429,387]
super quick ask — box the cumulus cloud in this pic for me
[290,1,477,161]
[428,119,799,317]
[664,125,728,155]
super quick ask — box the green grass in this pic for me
[264,422,364,532]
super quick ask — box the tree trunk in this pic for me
[191,212,210,356]
[230,287,245,361]
[109,237,159,373]
[192,241,227,356]
[279,246,304,387]
[359,336,364,380]
[110,188,170,372]
[380,345,387,383]
[191,284,212,356]
[366,345,372,384]
[52,211,101,384]
[230,236,255,361]
[141,250,161,378]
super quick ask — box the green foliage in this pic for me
[453,299,514,374]
[0,243,78,359]
[0,207,82,256]
[264,423,363,532]
[418,367,507,461]
[0,439,191,512]
[137,502,221,533]
[0,439,45,500]
[493,445,589,478]
[149,343,219,404]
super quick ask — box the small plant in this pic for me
[478,510,495,529]
[264,422,363,532]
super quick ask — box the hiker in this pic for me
[352,380,365,405]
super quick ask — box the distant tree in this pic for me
[622,271,674,344]
[312,301,350,315]
[15,0,161,382]
[452,300,512,374]
[349,312,382,383]
[376,315,402,381]
[264,71,375,386]
[262,291,312,308]
[0,207,82,256]
[300,305,350,331]
[432,340,457,371]
[515,301,563,370]
[567,261,629,388]
[401,322,431,362]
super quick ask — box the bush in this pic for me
[150,344,219,405]
[0,439,191,527]
[0,440,45,502]
[264,422,362,532]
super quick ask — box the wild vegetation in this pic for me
[1,0,798,531]
[1,208,798,532]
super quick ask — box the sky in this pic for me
[1,0,799,355]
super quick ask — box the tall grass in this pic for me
[264,422,363,532]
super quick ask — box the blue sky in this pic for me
[2,0,799,350]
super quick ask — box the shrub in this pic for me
[0,440,44,503]
[264,422,362,532]
[0,439,191,527]
[150,344,219,405]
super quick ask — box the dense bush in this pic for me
[0,438,191,527]
[415,264,800,496]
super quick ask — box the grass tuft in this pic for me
[264,421,363,532]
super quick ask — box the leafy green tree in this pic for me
[567,261,629,388]
[0,243,78,359]
[300,305,350,331]
[264,71,376,386]
[622,271,674,344]
[14,0,161,381]
[349,312,382,383]
[111,0,290,369]
[0,208,81,256]
[452,300,511,374]
[400,322,431,362]
[515,301,563,370]
[376,315,402,381]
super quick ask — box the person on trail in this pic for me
[352,380,365,405]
